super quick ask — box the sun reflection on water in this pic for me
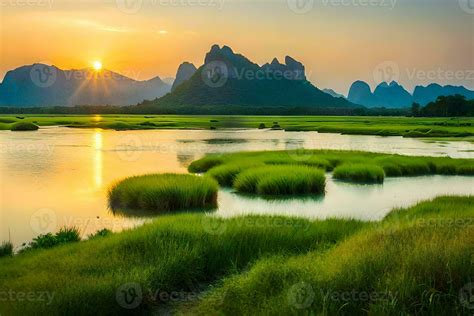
[93,130,103,188]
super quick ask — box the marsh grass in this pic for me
[24,227,81,251]
[234,165,326,195]
[188,196,474,315]
[0,197,471,314]
[0,241,13,258]
[10,122,39,131]
[333,164,385,183]
[190,150,474,179]
[206,162,264,186]
[108,174,219,213]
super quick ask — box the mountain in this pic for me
[347,81,378,107]
[0,64,171,107]
[162,77,175,85]
[171,62,197,91]
[149,45,355,108]
[373,81,412,108]
[323,89,345,99]
[348,80,474,108]
[413,84,474,105]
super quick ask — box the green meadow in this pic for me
[1,114,473,139]
[0,196,472,314]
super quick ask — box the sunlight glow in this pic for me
[93,61,102,71]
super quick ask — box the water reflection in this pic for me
[93,130,103,189]
[1,127,473,247]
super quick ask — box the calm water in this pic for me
[1,127,473,247]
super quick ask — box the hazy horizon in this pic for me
[1,0,473,95]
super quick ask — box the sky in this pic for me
[0,0,473,95]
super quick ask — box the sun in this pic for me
[93,61,102,71]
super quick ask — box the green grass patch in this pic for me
[23,227,81,251]
[206,162,264,186]
[191,150,474,180]
[333,164,385,183]
[234,165,326,195]
[10,122,39,131]
[187,196,474,315]
[108,174,218,213]
[0,241,13,258]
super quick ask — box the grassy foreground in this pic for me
[0,115,473,138]
[108,174,218,213]
[0,196,472,315]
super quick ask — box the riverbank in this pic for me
[1,115,473,139]
[0,196,472,314]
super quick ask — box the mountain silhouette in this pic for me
[348,80,474,108]
[323,89,345,99]
[0,64,171,106]
[148,45,355,108]
[171,62,197,91]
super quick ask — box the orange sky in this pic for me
[1,0,473,94]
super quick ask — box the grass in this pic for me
[108,174,219,213]
[190,150,474,182]
[206,162,264,186]
[0,241,13,258]
[186,196,474,315]
[0,115,473,138]
[333,164,385,183]
[0,196,471,314]
[23,227,81,251]
[233,165,326,195]
[10,122,39,131]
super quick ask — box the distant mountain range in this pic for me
[1,51,473,109]
[347,80,474,108]
[148,45,353,108]
[0,65,171,107]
